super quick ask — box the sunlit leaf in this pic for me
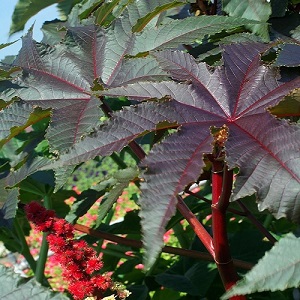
[223,0,271,40]
[0,102,50,147]
[96,167,139,225]
[222,233,300,299]
[0,41,17,50]
[101,43,300,267]
[132,16,262,54]
[41,43,300,268]
[0,264,69,299]
[9,0,60,35]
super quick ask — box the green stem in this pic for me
[35,193,52,286]
[263,214,273,229]
[35,232,49,286]
[110,152,128,169]
[14,218,37,272]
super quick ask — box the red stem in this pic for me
[73,223,253,270]
[176,196,215,258]
[211,161,246,300]
[237,200,277,244]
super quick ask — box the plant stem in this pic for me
[14,218,37,272]
[211,162,246,299]
[237,200,277,244]
[110,152,128,169]
[73,223,252,270]
[35,232,49,286]
[176,195,215,258]
[35,194,52,286]
[263,214,273,229]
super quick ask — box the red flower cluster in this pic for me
[25,201,112,300]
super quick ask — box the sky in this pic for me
[0,0,59,60]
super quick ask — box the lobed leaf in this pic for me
[0,41,17,50]
[140,126,214,268]
[222,0,271,40]
[222,233,300,299]
[132,16,262,54]
[0,186,19,227]
[41,100,184,168]
[2,29,102,151]
[0,264,69,299]
[9,0,62,35]
[102,43,300,266]
[274,43,300,67]
[96,167,139,225]
[269,89,300,117]
[0,102,50,147]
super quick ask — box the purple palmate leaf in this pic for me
[100,43,300,267]
[44,43,300,268]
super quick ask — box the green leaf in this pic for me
[5,156,52,188]
[57,0,80,19]
[96,167,139,225]
[41,20,66,45]
[108,0,186,33]
[0,66,21,81]
[152,288,182,300]
[0,41,17,50]
[0,102,50,148]
[94,0,121,26]
[269,89,300,118]
[9,0,59,35]
[270,0,288,17]
[222,0,271,40]
[291,25,300,41]
[78,0,104,20]
[0,187,19,227]
[156,261,218,296]
[53,165,75,192]
[131,0,186,33]
[0,264,69,299]
[65,188,109,224]
[131,15,263,54]
[222,233,300,299]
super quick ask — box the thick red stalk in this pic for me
[211,161,246,300]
